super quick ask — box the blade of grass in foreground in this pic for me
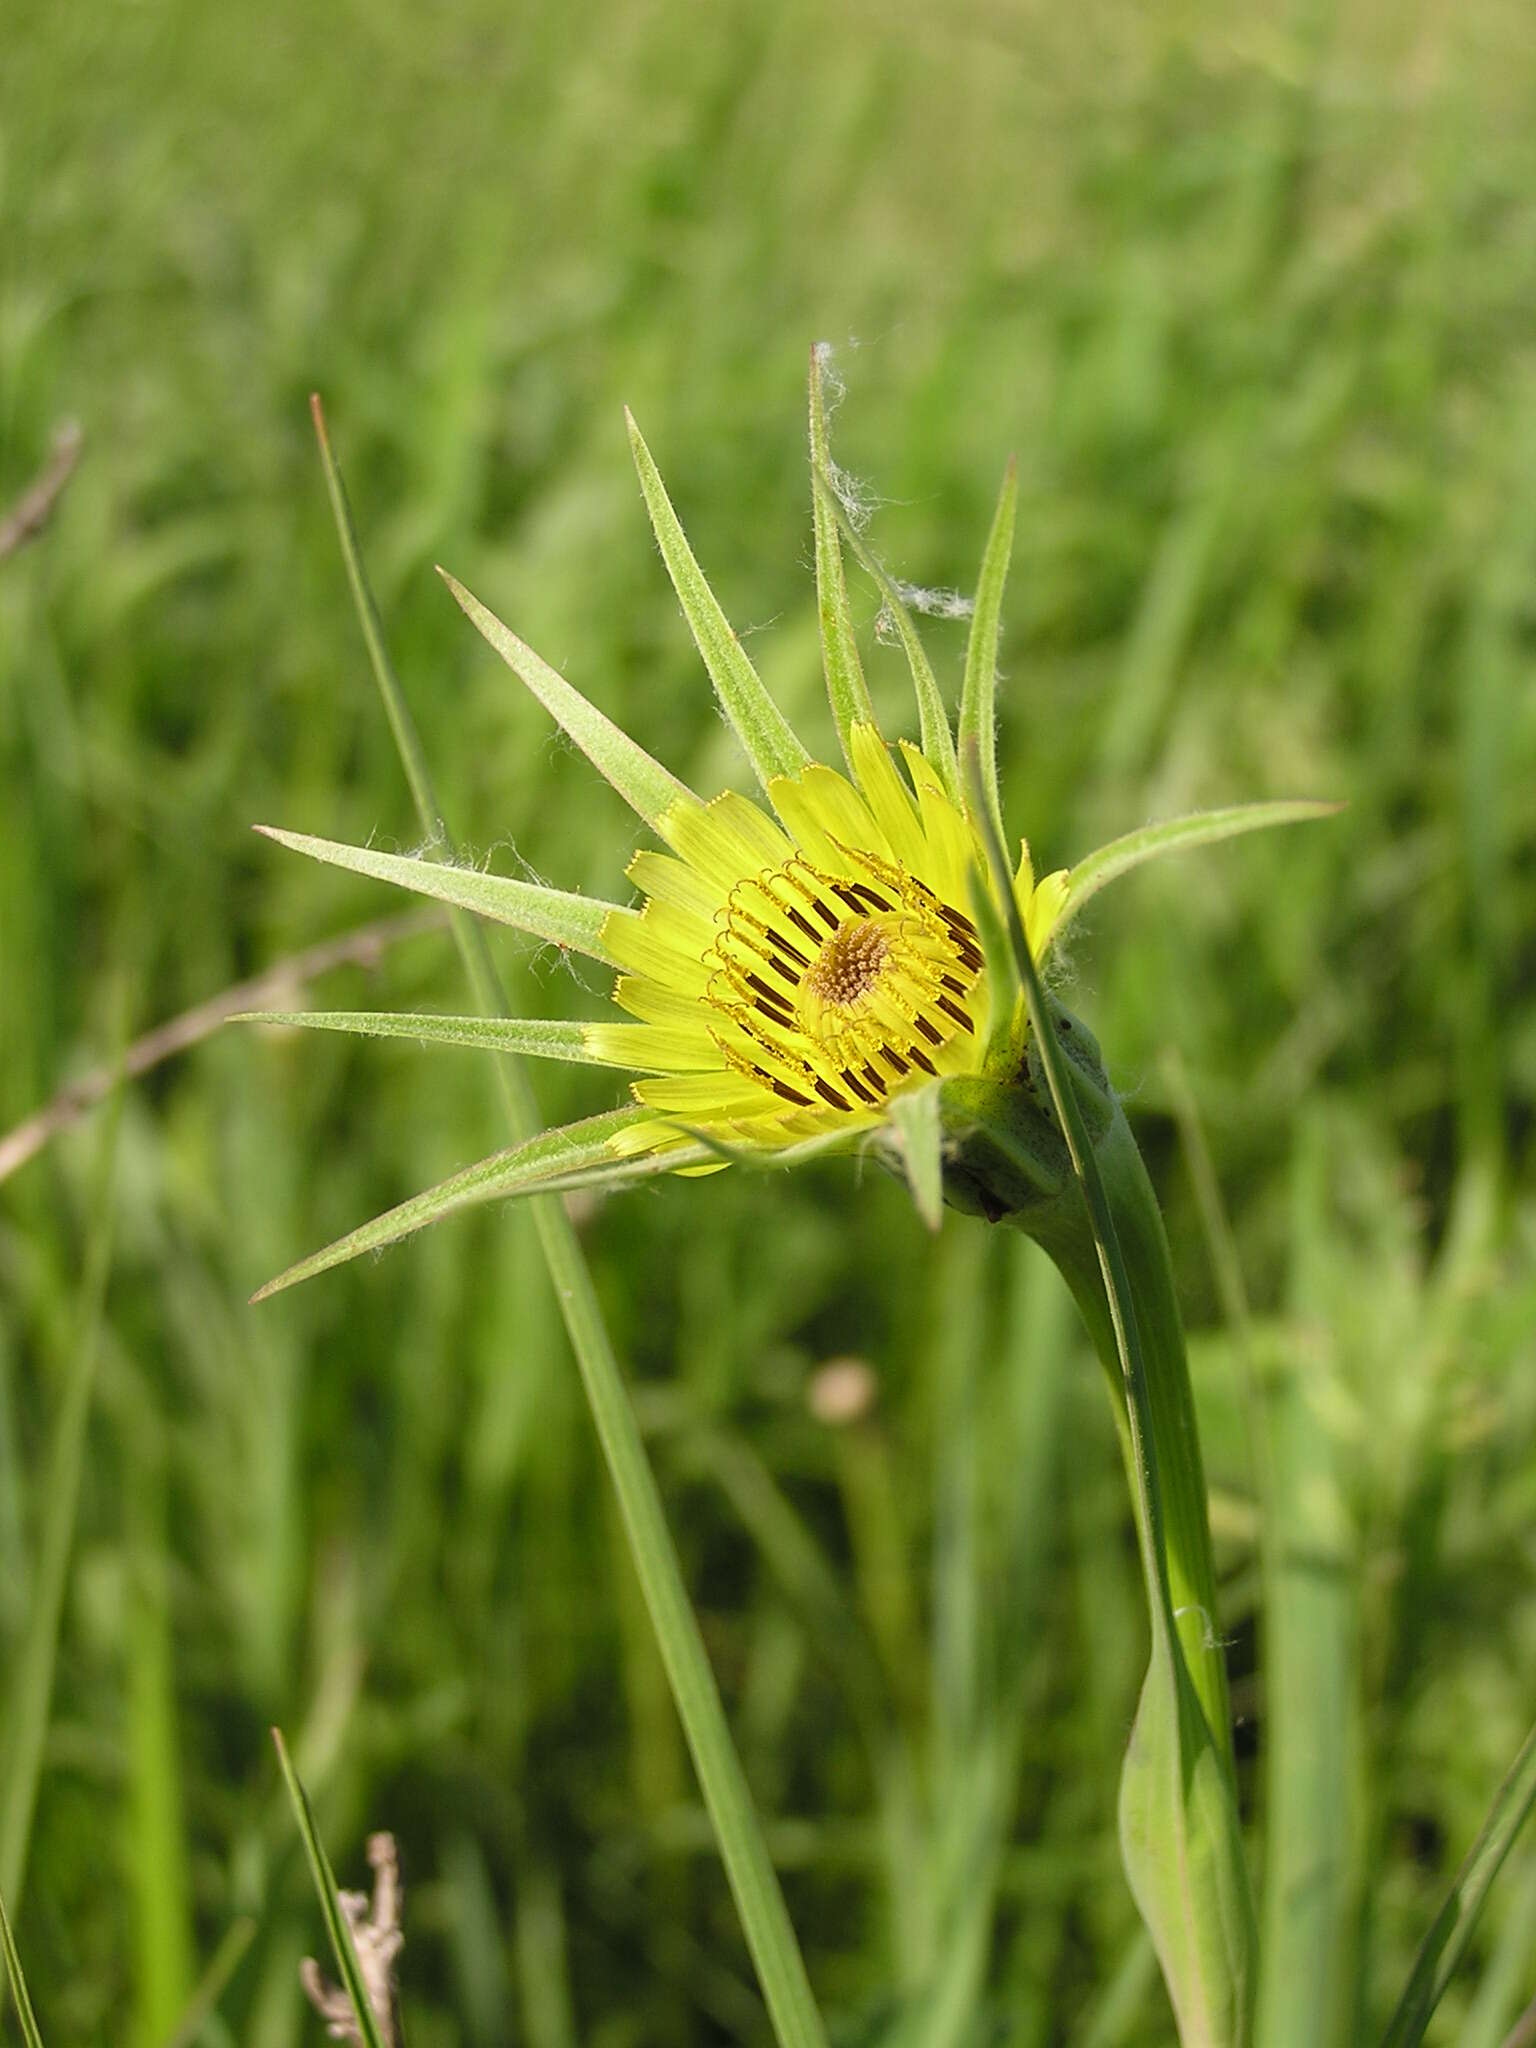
[0,1887,45,2048]
[1378,1717,1536,2048]
[271,1730,389,2048]
[304,396,829,2048]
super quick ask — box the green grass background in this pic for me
[3,0,1536,2042]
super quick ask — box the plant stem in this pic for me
[1021,1100,1234,1777]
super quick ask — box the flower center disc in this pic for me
[806,919,888,1007]
[696,848,987,1120]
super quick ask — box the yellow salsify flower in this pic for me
[588,721,1067,1164]
[248,356,1329,1294]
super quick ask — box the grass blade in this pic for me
[252,827,624,960]
[1057,800,1342,932]
[438,569,696,832]
[0,1888,45,2048]
[306,402,830,2048]
[0,1079,121,1916]
[1168,1057,1358,2048]
[958,461,1016,854]
[125,1432,194,2044]
[1378,1718,1536,2048]
[626,407,810,788]
[808,346,878,766]
[161,1916,258,2048]
[271,1730,389,2048]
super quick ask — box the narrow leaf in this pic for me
[251,1110,704,1301]
[626,408,810,788]
[0,1887,46,2048]
[1058,800,1343,931]
[959,461,1016,855]
[888,1083,943,1231]
[808,347,878,767]
[438,570,696,832]
[238,1010,603,1064]
[827,485,962,804]
[1379,1718,1536,2048]
[253,827,625,962]
[271,1731,389,2048]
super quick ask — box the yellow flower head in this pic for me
[593,727,1066,1161]
[252,356,1326,1285]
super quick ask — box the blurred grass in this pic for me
[2,0,1535,2042]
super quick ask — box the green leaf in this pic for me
[1379,1717,1536,2048]
[253,826,625,961]
[888,1083,944,1231]
[238,1009,603,1064]
[0,1887,46,2048]
[250,1108,701,1300]
[271,1730,389,2048]
[826,483,962,805]
[438,569,697,833]
[966,744,1256,2046]
[959,460,1016,855]
[626,408,810,788]
[1058,800,1342,931]
[807,347,878,769]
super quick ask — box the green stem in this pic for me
[1020,1100,1234,1777]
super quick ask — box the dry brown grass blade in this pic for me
[0,908,443,1186]
[0,422,83,562]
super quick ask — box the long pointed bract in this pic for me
[1057,800,1343,932]
[238,1010,605,1061]
[439,569,697,833]
[827,485,962,803]
[626,408,810,788]
[239,1009,684,1075]
[808,347,879,768]
[959,460,1017,855]
[253,827,625,961]
[251,1109,698,1300]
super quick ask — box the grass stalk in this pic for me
[307,396,828,2048]
[271,1730,390,2048]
